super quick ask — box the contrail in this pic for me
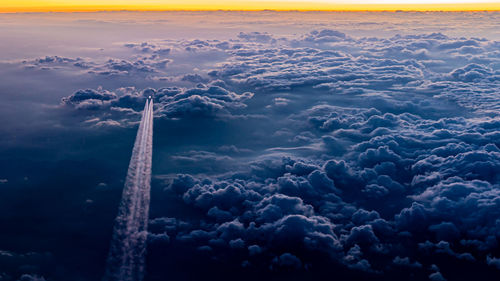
[104,98,154,281]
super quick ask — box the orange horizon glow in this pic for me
[1,1,500,13]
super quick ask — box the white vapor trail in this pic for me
[103,99,154,281]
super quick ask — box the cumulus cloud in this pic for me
[134,28,500,280]
[10,21,500,281]
[60,83,254,127]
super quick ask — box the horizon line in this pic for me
[2,9,500,14]
[2,3,500,13]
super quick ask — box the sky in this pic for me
[1,0,500,11]
[0,9,500,281]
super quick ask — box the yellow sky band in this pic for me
[1,1,500,12]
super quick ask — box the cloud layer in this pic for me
[1,12,500,281]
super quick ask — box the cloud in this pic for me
[60,84,255,127]
[487,256,500,270]
[143,28,500,277]
[3,20,500,281]
[18,274,47,281]
[238,32,276,44]
[271,253,302,269]
[429,271,447,281]
[61,88,118,109]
